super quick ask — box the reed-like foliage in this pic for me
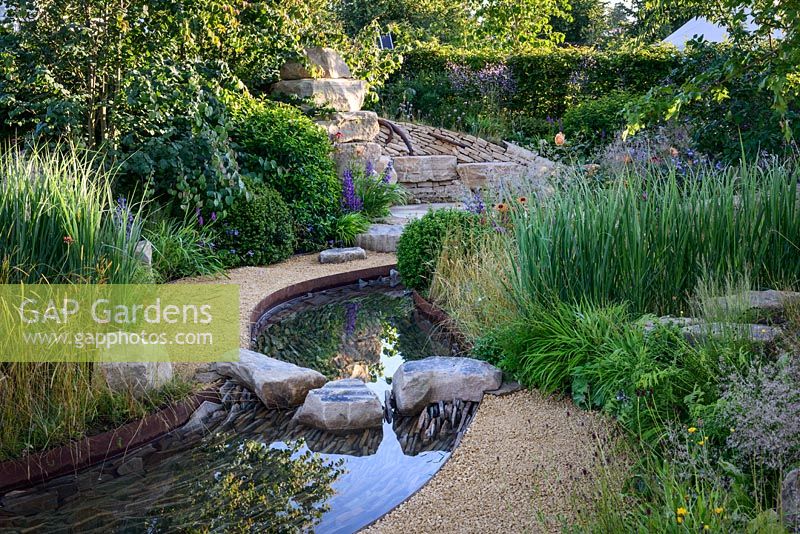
[0,146,146,284]
[0,147,186,460]
[510,162,800,315]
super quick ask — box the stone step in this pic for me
[355,224,404,252]
[382,203,463,225]
[356,204,466,252]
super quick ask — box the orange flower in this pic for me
[495,203,509,213]
[63,236,74,245]
[623,154,633,164]
[517,196,528,204]
[554,132,566,146]
[670,147,679,157]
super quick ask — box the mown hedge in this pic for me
[390,44,680,119]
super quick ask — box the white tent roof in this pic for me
[663,15,783,51]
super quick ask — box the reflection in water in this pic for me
[252,284,453,384]
[148,438,344,533]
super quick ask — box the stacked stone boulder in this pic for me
[272,47,383,176]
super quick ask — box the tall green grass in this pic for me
[0,145,146,284]
[511,162,800,315]
[0,147,189,460]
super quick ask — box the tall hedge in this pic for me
[388,44,680,119]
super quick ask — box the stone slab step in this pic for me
[381,203,463,225]
[355,224,404,253]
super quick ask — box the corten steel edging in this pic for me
[0,388,220,493]
[412,290,471,352]
[248,264,397,340]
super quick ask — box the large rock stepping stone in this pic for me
[317,111,380,143]
[213,349,326,408]
[392,357,502,415]
[356,223,404,253]
[271,79,367,112]
[393,155,458,183]
[319,247,367,264]
[681,323,783,345]
[456,162,526,190]
[711,290,800,313]
[294,379,383,432]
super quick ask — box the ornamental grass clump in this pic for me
[510,159,800,315]
[0,145,146,284]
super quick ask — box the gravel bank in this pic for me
[363,390,625,533]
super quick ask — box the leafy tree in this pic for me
[474,0,571,48]
[552,0,610,45]
[627,0,800,145]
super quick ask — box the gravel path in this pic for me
[363,390,624,533]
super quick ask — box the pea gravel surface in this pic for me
[362,389,626,533]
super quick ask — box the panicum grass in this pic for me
[429,228,517,341]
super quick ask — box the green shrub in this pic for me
[376,44,679,135]
[116,60,245,216]
[333,212,370,246]
[144,216,225,282]
[563,91,640,138]
[396,209,485,292]
[216,181,295,267]
[0,146,146,284]
[233,101,341,250]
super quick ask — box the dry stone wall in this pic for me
[377,122,556,202]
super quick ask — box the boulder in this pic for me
[333,142,382,175]
[280,47,352,80]
[456,162,526,190]
[392,357,502,415]
[100,362,173,399]
[317,111,380,143]
[293,379,383,432]
[783,468,800,532]
[319,247,367,264]
[271,79,367,112]
[355,224,404,253]
[393,155,458,184]
[212,349,326,408]
[711,290,800,313]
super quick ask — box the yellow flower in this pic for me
[677,516,684,524]
[714,507,724,515]
[688,427,697,434]
[730,428,735,433]
[704,525,710,531]
[698,440,705,446]
[677,507,688,516]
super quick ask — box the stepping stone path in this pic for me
[319,247,367,264]
[293,379,383,432]
[212,349,326,408]
[392,356,503,416]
